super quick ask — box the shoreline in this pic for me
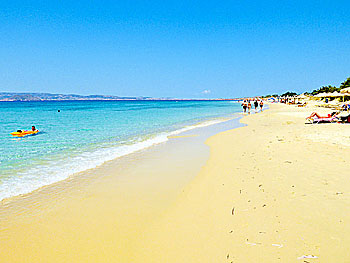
[134,103,350,262]
[0,112,240,202]
[2,103,349,262]
[0,115,243,262]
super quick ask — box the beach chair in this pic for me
[306,112,339,124]
[339,114,350,123]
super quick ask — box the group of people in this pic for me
[241,99,264,113]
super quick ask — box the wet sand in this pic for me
[0,117,241,262]
[2,104,350,262]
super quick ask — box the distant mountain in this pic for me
[0,92,151,101]
[0,92,238,101]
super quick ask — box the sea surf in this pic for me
[0,100,241,200]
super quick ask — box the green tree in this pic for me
[311,85,339,95]
[280,91,297,97]
[340,77,350,89]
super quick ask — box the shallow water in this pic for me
[0,100,241,200]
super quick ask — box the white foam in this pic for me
[168,118,228,136]
[0,117,231,201]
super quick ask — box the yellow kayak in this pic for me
[11,130,39,137]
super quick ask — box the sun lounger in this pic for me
[306,112,339,124]
[339,114,350,123]
[308,116,339,124]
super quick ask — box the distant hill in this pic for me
[0,92,150,101]
[0,92,239,101]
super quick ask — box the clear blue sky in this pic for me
[1,0,349,98]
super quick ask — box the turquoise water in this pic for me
[0,100,241,200]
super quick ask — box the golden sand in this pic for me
[135,103,350,262]
[0,129,210,262]
[1,104,350,262]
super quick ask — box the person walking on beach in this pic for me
[247,100,252,114]
[254,100,259,112]
[241,100,247,113]
[259,100,264,111]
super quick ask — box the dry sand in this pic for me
[1,103,350,262]
[135,103,350,262]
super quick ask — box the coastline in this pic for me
[135,103,350,262]
[0,115,243,262]
[0,110,240,202]
[1,103,350,262]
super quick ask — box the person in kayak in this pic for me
[31,126,37,132]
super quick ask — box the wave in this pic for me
[0,117,231,201]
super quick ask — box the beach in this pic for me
[1,103,350,262]
[135,103,350,262]
[0,100,240,200]
[3,0,350,261]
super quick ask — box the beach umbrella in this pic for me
[340,87,350,94]
[329,91,343,97]
[320,92,337,97]
[338,89,350,102]
[314,92,328,97]
[326,91,346,102]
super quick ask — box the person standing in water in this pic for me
[241,100,247,113]
[247,100,252,114]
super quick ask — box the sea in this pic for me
[0,100,241,200]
